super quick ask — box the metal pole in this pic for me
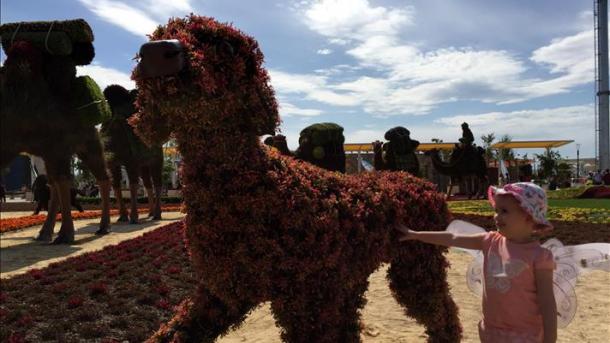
[597,0,610,170]
[576,143,581,179]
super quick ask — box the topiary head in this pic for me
[4,41,44,79]
[104,84,136,119]
[130,15,279,145]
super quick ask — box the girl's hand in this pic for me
[395,224,417,242]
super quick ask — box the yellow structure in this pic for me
[490,140,573,149]
[344,142,458,153]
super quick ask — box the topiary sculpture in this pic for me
[101,85,163,223]
[426,145,488,199]
[130,15,461,343]
[263,134,293,157]
[0,19,111,244]
[295,122,346,173]
[373,126,420,175]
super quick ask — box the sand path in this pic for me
[1,215,608,342]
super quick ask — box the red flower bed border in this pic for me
[0,205,183,234]
[0,221,194,342]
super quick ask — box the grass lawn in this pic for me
[548,199,610,209]
[449,199,609,210]
[448,198,610,224]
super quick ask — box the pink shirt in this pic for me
[479,231,555,343]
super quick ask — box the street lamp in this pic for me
[576,143,581,179]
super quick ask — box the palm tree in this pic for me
[535,148,562,180]
[497,134,515,162]
[480,133,496,164]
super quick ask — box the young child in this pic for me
[397,182,557,343]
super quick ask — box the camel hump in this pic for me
[72,76,111,125]
[0,19,95,65]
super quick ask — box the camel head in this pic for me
[3,41,44,80]
[103,85,137,120]
[130,15,279,145]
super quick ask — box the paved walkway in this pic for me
[0,211,185,279]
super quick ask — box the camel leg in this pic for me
[35,181,58,242]
[147,284,256,343]
[124,166,140,224]
[270,276,367,343]
[446,178,453,198]
[140,166,156,219]
[75,139,111,235]
[52,178,75,244]
[150,158,163,219]
[111,165,128,222]
[387,243,462,342]
[96,179,111,234]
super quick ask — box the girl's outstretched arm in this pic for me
[535,268,557,343]
[396,224,485,250]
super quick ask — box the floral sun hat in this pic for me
[488,182,553,232]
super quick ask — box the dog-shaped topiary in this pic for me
[130,15,461,343]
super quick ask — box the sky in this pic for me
[1,0,602,160]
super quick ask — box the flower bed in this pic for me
[0,205,182,234]
[448,201,610,224]
[0,221,195,342]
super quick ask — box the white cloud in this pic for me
[78,0,194,37]
[317,48,332,55]
[269,69,361,106]
[294,1,596,114]
[278,100,323,117]
[77,64,135,90]
[434,104,594,157]
[304,0,414,43]
[529,29,594,88]
[78,0,158,37]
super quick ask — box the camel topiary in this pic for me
[295,122,346,173]
[101,85,163,223]
[373,126,420,175]
[31,174,84,215]
[427,145,488,199]
[130,15,461,342]
[0,19,111,243]
[263,134,293,156]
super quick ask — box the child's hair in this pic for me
[488,182,553,234]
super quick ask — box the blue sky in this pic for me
[1,0,600,159]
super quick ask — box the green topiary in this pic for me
[0,19,95,65]
[296,122,346,172]
[71,76,111,126]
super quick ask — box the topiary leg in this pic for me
[146,284,256,343]
[111,165,128,222]
[52,179,75,244]
[270,276,367,343]
[35,181,58,242]
[387,243,462,343]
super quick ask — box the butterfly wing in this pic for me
[553,272,577,328]
[543,241,610,327]
[466,252,484,296]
